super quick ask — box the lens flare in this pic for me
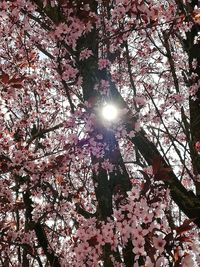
[101,104,118,121]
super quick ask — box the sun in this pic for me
[101,104,118,121]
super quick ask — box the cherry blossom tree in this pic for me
[0,0,200,266]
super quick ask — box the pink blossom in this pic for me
[145,256,154,267]
[192,58,198,70]
[62,64,78,80]
[131,226,148,242]
[132,238,146,255]
[79,49,93,61]
[98,59,110,70]
[134,96,145,107]
[152,235,166,253]
[101,159,114,172]
[68,133,78,144]
[111,5,126,19]
[195,141,200,152]
[181,254,195,267]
